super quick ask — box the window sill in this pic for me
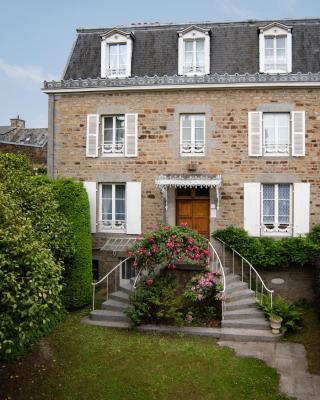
[101,153,125,158]
[180,153,205,157]
[105,74,130,79]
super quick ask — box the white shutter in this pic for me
[83,182,97,233]
[292,111,305,156]
[244,183,261,236]
[293,183,310,236]
[125,113,138,157]
[86,114,99,157]
[248,112,263,156]
[126,182,141,234]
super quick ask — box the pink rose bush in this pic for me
[128,224,210,273]
[183,270,224,303]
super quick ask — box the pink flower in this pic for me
[197,294,204,301]
[164,226,170,231]
[168,263,176,270]
[216,292,227,301]
[133,261,138,268]
[186,314,193,323]
[188,237,194,245]
[145,278,154,286]
[203,249,210,255]
[180,222,188,227]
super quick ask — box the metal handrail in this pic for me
[207,240,226,320]
[92,257,130,311]
[215,237,274,308]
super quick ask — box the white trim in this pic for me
[248,111,262,156]
[101,32,132,78]
[86,114,99,157]
[101,115,125,156]
[178,28,210,76]
[43,80,320,94]
[180,114,205,156]
[293,182,310,236]
[259,24,292,74]
[124,113,138,157]
[262,112,290,156]
[99,183,126,233]
[292,111,306,156]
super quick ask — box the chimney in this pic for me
[10,115,25,130]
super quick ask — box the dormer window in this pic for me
[178,26,210,76]
[259,22,292,74]
[101,29,134,78]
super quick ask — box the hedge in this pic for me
[212,226,320,269]
[42,177,93,309]
[0,155,65,359]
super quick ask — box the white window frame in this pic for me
[180,114,205,156]
[262,112,290,156]
[178,26,210,76]
[101,29,133,78]
[261,183,293,236]
[101,115,125,157]
[99,183,126,232]
[259,23,292,74]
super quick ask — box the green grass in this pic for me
[0,309,290,400]
[285,303,320,374]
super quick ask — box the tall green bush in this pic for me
[212,226,320,268]
[45,178,92,309]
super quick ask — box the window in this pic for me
[264,36,287,73]
[180,114,205,155]
[100,183,126,231]
[92,260,99,281]
[100,29,133,78]
[102,115,125,155]
[263,113,290,155]
[259,22,292,74]
[184,39,205,74]
[120,258,136,284]
[108,43,127,77]
[262,183,292,235]
[178,26,210,76]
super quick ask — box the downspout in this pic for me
[47,94,55,178]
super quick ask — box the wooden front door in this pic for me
[176,187,210,237]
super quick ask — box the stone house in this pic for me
[43,18,320,282]
[0,117,48,169]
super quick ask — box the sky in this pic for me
[0,0,320,128]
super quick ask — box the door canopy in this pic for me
[155,174,222,210]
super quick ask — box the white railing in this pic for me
[180,142,205,154]
[207,240,226,320]
[92,257,130,311]
[215,238,274,308]
[102,142,124,154]
[98,220,126,232]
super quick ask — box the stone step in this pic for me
[90,309,130,322]
[101,298,127,312]
[225,274,240,284]
[219,327,280,342]
[109,290,130,304]
[221,318,270,331]
[119,283,133,295]
[226,288,255,302]
[226,298,257,311]
[83,317,131,329]
[224,308,264,320]
[225,280,248,293]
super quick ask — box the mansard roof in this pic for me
[63,18,320,80]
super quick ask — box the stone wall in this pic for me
[51,87,320,247]
[0,143,47,168]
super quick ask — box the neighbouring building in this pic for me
[0,116,48,169]
[43,18,320,283]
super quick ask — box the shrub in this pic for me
[129,224,209,273]
[0,186,63,360]
[39,177,92,309]
[259,295,304,334]
[125,275,183,326]
[212,226,320,268]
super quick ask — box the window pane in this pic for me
[195,38,204,52]
[182,115,192,142]
[195,127,204,143]
[104,117,113,142]
[122,259,136,280]
[264,114,276,144]
[115,185,125,220]
[184,40,193,52]
[119,44,127,72]
[278,184,290,225]
[263,184,275,224]
[115,116,125,143]
[102,185,112,220]
[109,44,117,70]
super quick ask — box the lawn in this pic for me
[0,309,290,400]
[284,303,320,374]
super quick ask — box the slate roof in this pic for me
[0,128,48,147]
[63,18,320,80]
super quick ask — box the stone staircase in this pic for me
[86,264,280,342]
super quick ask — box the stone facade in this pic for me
[51,86,320,251]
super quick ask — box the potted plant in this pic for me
[269,314,283,335]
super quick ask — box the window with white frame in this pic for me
[259,23,292,74]
[102,115,125,155]
[180,114,205,155]
[262,183,292,235]
[108,43,127,77]
[178,26,210,76]
[184,39,205,75]
[101,29,133,78]
[100,183,126,231]
[263,113,290,155]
